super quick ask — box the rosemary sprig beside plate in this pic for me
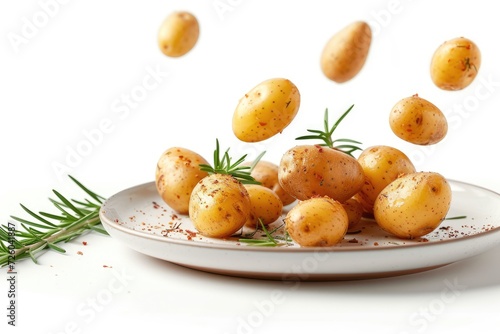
[0,176,108,267]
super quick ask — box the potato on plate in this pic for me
[189,174,251,238]
[155,147,209,214]
[278,145,365,203]
[244,184,283,228]
[285,197,348,247]
[355,145,416,214]
[373,172,452,239]
[249,160,296,206]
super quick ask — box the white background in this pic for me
[1,0,500,333]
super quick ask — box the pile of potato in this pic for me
[155,12,481,246]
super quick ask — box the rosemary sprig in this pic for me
[296,105,363,157]
[239,219,291,247]
[445,215,467,220]
[199,139,265,184]
[0,175,108,267]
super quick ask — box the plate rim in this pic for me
[99,178,500,254]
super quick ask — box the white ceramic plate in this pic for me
[99,180,500,281]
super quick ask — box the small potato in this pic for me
[430,37,481,90]
[232,78,301,142]
[285,197,348,247]
[342,197,364,230]
[189,174,251,238]
[389,94,448,145]
[155,147,209,214]
[158,11,199,57]
[278,145,365,203]
[373,172,452,239]
[244,184,283,228]
[355,145,416,214]
[320,21,372,83]
[250,160,296,206]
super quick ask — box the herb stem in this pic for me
[0,176,107,267]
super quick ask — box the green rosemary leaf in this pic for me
[17,204,57,228]
[52,189,84,216]
[335,144,363,151]
[213,139,221,168]
[47,243,66,253]
[239,219,287,246]
[329,104,354,134]
[0,228,9,242]
[333,138,363,144]
[48,199,78,221]
[239,238,269,243]
[295,135,323,140]
[260,221,277,245]
[91,226,109,235]
[14,230,39,239]
[247,151,267,172]
[38,211,68,221]
[28,250,39,264]
[0,240,9,253]
[296,105,361,153]
[200,138,264,184]
[68,175,105,203]
[20,223,42,239]
[239,240,278,247]
[71,199,100,209]
[11,216,51,230]
[445,215,467,220]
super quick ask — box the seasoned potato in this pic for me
[250,160,296,206]
[285,197,348,247]
[342,197,364,230]
[244,184,283,228]
[232,78,301,142]
[389,94,448,145]
[355,145,416,214]
[155,147,209,214]
[430,37,481,90]
[320,21,372,83]
[373,172,452,239]
[278,145,365,203]
[158,11,199,57]
[189,174,251,238]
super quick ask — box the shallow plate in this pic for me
[99,180,500,281]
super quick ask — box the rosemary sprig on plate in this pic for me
[239,219,291,247]
[295,105,363,157]
[199,138,265,184]
[0,175,108,267]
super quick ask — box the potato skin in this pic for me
[244,184,283,228]
[389,94,448,145]
[250,160,296,206]
[373,172,452,239]
[189,174,251,238]
[232,78,301,142]
[158,11,199,57]
[342,197,364,230]
[155,147,209,214]
[320,21,372,83]
[285,197,348,247]
[278,145,365,203]
[430,37,481,91]
[355,145,416,214]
